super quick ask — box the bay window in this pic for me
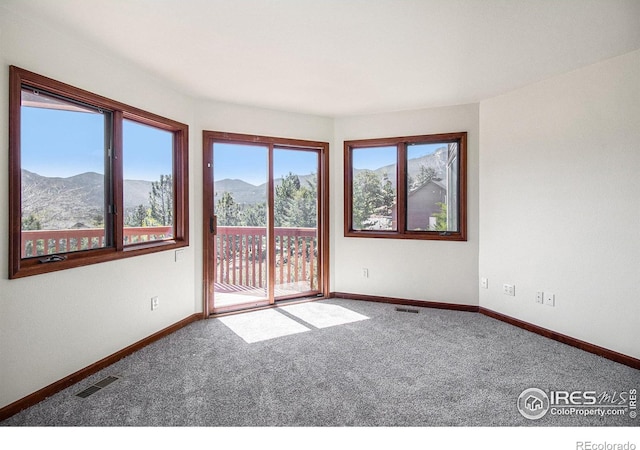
[9,66,189,278]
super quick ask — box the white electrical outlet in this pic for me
[481,277,489,289]
[503,284,515,296]
[362,268,369,278]
[544,292,555,307]
[151,296,159,311]
[536,291,544,304]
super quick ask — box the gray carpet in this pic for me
[2,299,639,427]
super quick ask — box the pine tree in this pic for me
[291,175,317,228]
[22,213,42,230]
[149,174,173,226]
[240,202,266,227]
[432,202,448,231]
[352,170,395,229]
[126,204,148,227]
[274,172,301,227]
[216,191,240,226]
[412,165,437,190]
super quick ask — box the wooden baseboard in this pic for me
[4,299,638,422]
[331,292,639,370]
[0,313,202,422]
[479,307,640,370]
[330,291,479,312]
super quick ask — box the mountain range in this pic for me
[21,170,154,229]
[356,145,448,187]
[215,148,448,205]
[22,148,446,229]
[213,173,317,205]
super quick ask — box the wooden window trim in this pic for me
[344,132,467,241]
[8,66,189,278]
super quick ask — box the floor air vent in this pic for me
[76,385,101,398]
[395,307,419,314]
[76,375,120,398]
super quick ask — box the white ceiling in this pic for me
[3,0,640,117]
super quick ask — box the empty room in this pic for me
[1,0,639,445]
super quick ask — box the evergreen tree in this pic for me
[378,172,395,217]
[274,172,301,227]
[149,174,173,226]
[432,202,448,231]
[291,175,317,228]
[126,204,148,227]
[91,212,104,228]
[240,202,266,227]
[412,165,437,190]
[216,191,240,226]
[22,213,41,230]
[352,170,395,229]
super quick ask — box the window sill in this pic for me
[344,230,467,241]
[10,240,188,279]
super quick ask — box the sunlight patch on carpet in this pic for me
[281,302,369,329]
[218,309,310,343]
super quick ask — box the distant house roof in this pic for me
[408,178,446,197]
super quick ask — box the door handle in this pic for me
[210,215,217,235]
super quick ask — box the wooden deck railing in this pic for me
[216,226,318,291]
[21,226,173,257]
[21,225,317,290]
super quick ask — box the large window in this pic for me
[344,132,467,241]
[9,66,189,278]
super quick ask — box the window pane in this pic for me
[406,142,457,231]
[274,149,318,228]
[274,148,319,295]
[213,143,268,227]
[213,142,269,306]
[351,146,397,231]
[20,88,109,258]
[123,119,174,245]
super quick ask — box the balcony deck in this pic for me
[213,281,316,308]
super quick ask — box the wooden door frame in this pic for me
[202,131,330,316]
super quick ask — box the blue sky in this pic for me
[21,107,172,181]
[123,119,172,181]
[213,143,318,186]
[22,103,441,184]
[21,107,104,178]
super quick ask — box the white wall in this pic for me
[333,105,480,305]
[479,50,640,359]
[0,9,198,409]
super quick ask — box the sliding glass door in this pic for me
[212,142,270,310]
[273,147,319,298]
[203,132,328,314]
